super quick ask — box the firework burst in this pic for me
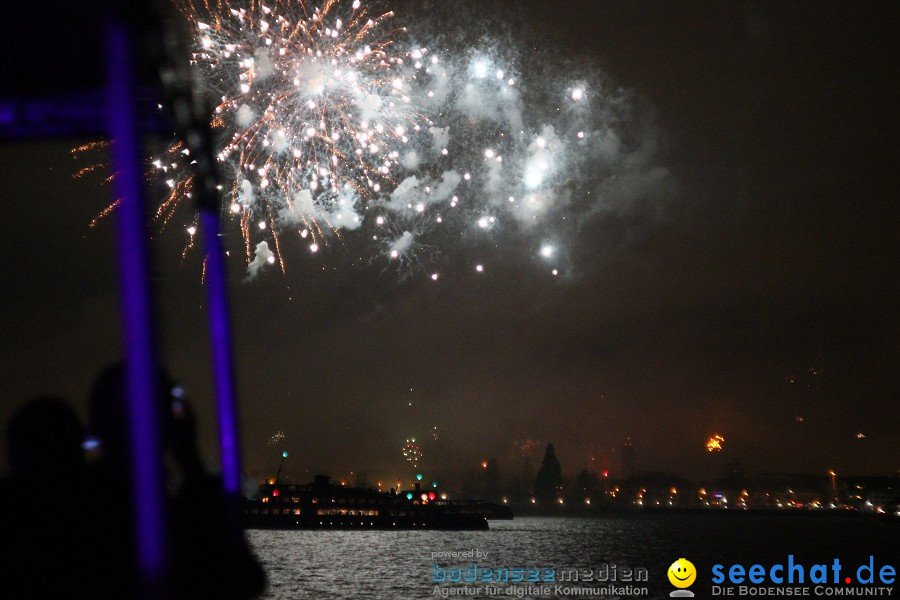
[401,438,422,469]
[171,0,444,266]
[76,0,667,280]
[706,434,724,452]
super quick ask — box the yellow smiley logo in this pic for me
[668,558,696,588]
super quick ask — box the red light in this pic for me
[481,460,488,469]
[601,470,609,478]
[428,492,437,501]
[272,489,279,497]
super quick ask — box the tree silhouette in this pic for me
[534,444,563,502]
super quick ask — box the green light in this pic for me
[282,451,288,458]
[416,474,423,481]
[406,492,414,500]
[432,481,438,488]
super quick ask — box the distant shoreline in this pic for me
[505,506,895,520]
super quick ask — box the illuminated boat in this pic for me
[243,475,492,530]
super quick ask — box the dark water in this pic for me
[248,514,898,599]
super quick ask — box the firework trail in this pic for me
[78,0,669,279]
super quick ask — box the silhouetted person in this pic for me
[83,364,145,597]
[6,397,84,479]
[164,384,265,599]
[0,397,90,598]
[86,362,264,599]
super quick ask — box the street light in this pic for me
[828,470,837,503]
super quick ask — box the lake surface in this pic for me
[247,514,897,598]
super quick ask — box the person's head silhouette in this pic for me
[6,396,83,479]
[88,362,198,472]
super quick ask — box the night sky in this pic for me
[1,0,898,485]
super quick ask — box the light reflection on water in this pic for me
[248,515,896,599]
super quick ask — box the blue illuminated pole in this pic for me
[106,16,167,596]
[200,208,242,495]
[197,115,247,600]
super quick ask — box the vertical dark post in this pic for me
[159,15,247,590]
[161,19,243,497]
[106,16,167,596]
